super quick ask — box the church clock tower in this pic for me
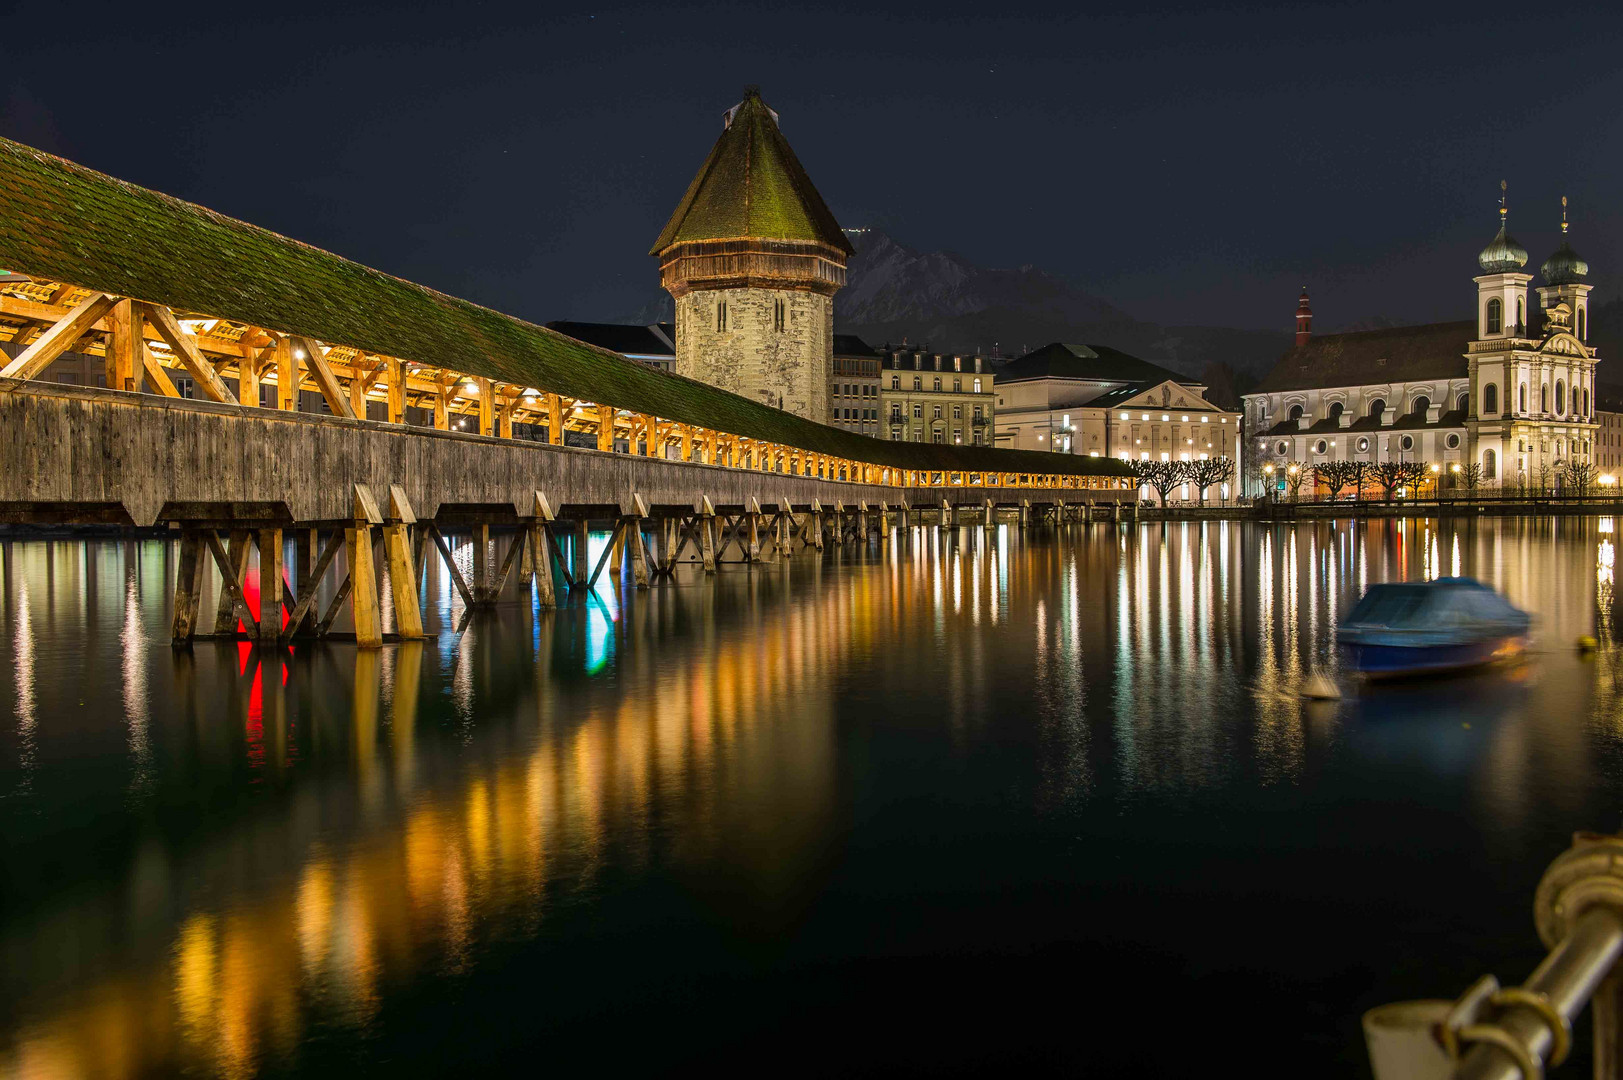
[651,88,852,422]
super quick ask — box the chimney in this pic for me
[1295,287,1313,346]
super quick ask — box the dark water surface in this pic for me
[3,519,1623,1077]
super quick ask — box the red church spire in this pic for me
[1295,287,1312,347]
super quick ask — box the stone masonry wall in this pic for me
[674,287,830,423]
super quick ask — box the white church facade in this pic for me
[1243,195,1598,496]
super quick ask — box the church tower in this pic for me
[651,88,852,421]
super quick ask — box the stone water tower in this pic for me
[651,88,852,422]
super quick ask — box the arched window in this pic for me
[1520,384,1527,412]
[1288,403,1304,421]
[1486,297,1503,334]
[1517,297,1525,331]
[891,376,900,390]
[1457,392,1469,412]
[972,377,982,393]
[1542,384,1550,413]
[913,376,922,391]
[1579,308,1587,340]
[1328,401,1344,421]
[1412,396,1430,417]
[1556,380,1566,415]
[1484,449,1497,480]
[1369,398,1386,420]
[1484,383,1498,413]
[1584,388,1590,416]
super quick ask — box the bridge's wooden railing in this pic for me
[0,276,1129,496]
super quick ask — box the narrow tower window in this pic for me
[1517,297,1525,333]
[1486,297,1503,334]
[773,298,786,332]
[716,300,728,332]
[1484,383,1498,413]
[1579,308,1587,340]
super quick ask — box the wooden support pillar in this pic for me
[699,497,717,573]
[745,498,762,561]
[519,525,534,588]
[879,502,891,539]
[276,337,298,411]
[572,519,590,587]
[386,358,406,424]
[810,502,825,551]
[256,528,283,639]
[857,504,869,542]
[1020,499,1030,526]
[349,360,369,419]
[472,523,490,602]
[171,531,206,643]
[597,404,616,452]
[498,393,514,439]
[348,485,384,648]
[546,394,563,445]
[213,530,252,634]
[985,499,996,528]
[385,486,423,639]
[293,528,317,635]
[240,348,263,410]
[476,376,493,436]
[529,527,556,607]
[106,298,140,394]
[433,384,450,430]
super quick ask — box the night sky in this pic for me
[6,0,1620,334]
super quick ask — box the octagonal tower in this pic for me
[651,88,852,421]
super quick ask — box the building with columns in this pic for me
[1243,196,1599,495]
[993,342,1242,482]
[651,88,851,424]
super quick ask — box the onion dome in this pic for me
[1541,199,1588,285]
[1478,222,1528,273]
[1478,181,1528,273]
[1541,241,1588,285]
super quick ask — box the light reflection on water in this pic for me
[2,518,1623,1076]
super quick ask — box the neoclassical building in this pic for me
[1244,197,1599,495]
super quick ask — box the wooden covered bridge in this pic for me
[0,135,1134,645]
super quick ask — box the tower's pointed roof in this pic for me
[650,88,853,257]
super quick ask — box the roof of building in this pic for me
[833,333,876,357]
[1259,406,1467,438]
[545,321,675,357]
[650,89,853,257]
[1250,320,1474,394]
[0,134,1126,477]
[1478,221,1529,273]
[996,342,1193,387]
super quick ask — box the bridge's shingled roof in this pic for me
[0,135,1128,479]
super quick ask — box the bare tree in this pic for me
[1455,461,1484,492]
[1315,460,1357,501]
[1346,460,1373,502]
[1185,456,1236,504]
[1373,461,1425,501]
[1283,463,1309,499]
[1563,459,1597,496]
[1130,459,1191,503]
[1535,461,1553,495]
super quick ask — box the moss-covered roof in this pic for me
[650,89,854,257]
[0,133,1127,478]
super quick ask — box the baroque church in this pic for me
[1243,192,1598,496]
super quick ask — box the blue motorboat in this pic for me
[1337,577,1531,678]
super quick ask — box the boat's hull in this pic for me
[1340,635,1526,678]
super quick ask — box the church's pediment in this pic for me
[1536,332,1590,359]
[1114,380,1215,412]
